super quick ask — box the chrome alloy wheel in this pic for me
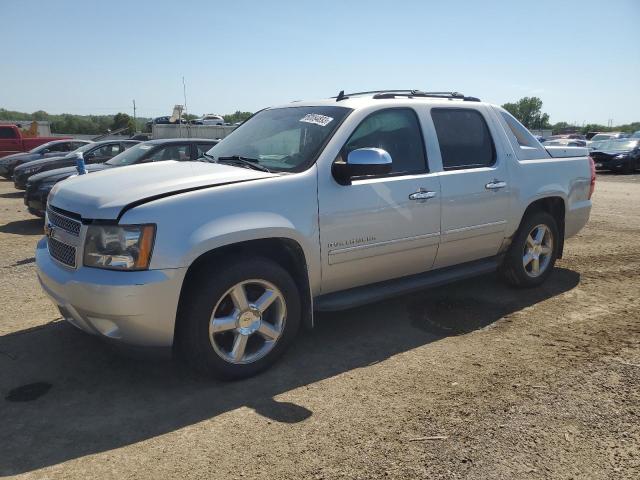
[209,279,286,364]
[522,224,554,278]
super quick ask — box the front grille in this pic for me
[47,207,81,236]
[48,237,77,267]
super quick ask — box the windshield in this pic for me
[594,140,639,151]
[205,106,351,172]
[30,140,60,153]
[106,142,154,166]
[61,142,96,158]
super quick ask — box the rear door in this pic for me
[430,106,511,269]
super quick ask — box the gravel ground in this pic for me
[0,173,638,479]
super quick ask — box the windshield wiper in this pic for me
[200,152,216,162]
[216,155,271,173]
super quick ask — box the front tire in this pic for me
[177,257,301,379]
[500,211,559,288]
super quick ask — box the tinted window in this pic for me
[71,142,88,150]
[49,142,71,152]
[148,144,191,162]
[90,144,121,158]
[0,128,18,139]
[500,111,541,148]
[196,143,216,157]
[431,109,495,170]
[344,108,427,174]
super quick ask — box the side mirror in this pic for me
[332,147,392,185]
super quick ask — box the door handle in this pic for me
[409,189,437,201]
[485,180,507,190]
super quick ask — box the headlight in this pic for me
[24,166,41,175]
[83,224,156,270]
[614,153,629,159]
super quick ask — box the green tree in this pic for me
[501,97,550,129]
[223,110,253,124]
[111,112,135,134]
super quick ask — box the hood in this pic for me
[0,152,40,164]
[592,148,633,155]
[28,163,111,184]
[48,161,277,220]
[14,154,69,172]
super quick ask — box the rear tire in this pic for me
[177,256,301,379]
[500,211,559,288]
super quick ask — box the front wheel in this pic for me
[500,211,559,288]
[177,257,301,379]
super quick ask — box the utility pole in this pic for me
[182,76,189,119]
[132,99,137,132]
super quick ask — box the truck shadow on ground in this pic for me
[0,191,24,199]
[0,218,43,235]
[0,268,579,475]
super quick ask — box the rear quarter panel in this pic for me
[506,156,592,238]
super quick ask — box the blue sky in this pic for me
[3,0,639,125]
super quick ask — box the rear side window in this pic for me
[345,108,427,174]
[431,109,495,170]
[196,143,215,157]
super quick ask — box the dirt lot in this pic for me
[0,173,638,479]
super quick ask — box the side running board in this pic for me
[314,256,501,312]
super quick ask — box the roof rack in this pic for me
[333,89,480,102]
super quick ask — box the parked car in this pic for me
[631,130,640,139]
[191,114,225,125]
[543,138,587,147]
[587,132,628,147]
[24,139,218,217]
[0,139,91,178]
[37,90,593,379]
[144,116,188,132]
[590,139,640,173]
[0,124,71,159]
[13,140,139,189]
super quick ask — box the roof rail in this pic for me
[333,89,480,102]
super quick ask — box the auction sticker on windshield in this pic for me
[300,113,333,127]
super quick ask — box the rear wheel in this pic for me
[177,257,301,379]
[500,211,559,288]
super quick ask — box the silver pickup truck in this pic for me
[36,90,594,379]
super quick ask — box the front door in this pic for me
[429,107,510,269]
[318,108,441,294]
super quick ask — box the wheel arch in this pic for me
[517,196,566,258]
[174,237,314,347]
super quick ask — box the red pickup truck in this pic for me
[0,124,70,158]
